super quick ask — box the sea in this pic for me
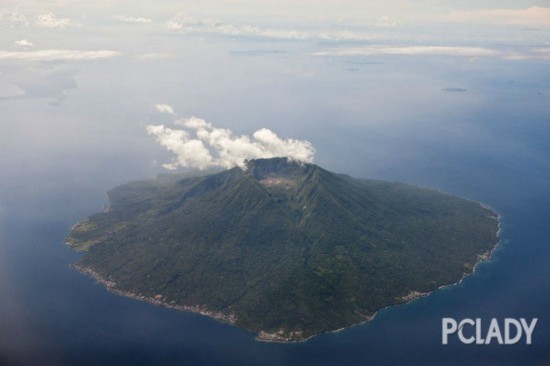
[1,101,549,364]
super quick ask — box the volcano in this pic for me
[67,158,499,341]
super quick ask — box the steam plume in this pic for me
[147,114,315,170]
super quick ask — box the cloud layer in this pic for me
[113,15,153,24]
[147,114,315,170]
[0,49,120,61]
[313,45,499,57]
[35,12,75,29]
[312,45,550,61]
[165,13,375,41]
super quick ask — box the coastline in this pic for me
[320,206,502,343]
[439,207,502,290]
[68,206,502,344]
[397,205,501,304]
[71,263,238,325]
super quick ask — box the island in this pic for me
[66,157,500,342]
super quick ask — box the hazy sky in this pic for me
[1,1,549,203]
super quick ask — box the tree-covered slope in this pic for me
[67,158,499,341]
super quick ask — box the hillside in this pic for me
[67,158,500,341]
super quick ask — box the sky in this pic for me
[0,0,549,200]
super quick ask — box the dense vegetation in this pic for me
[67,158,499,341]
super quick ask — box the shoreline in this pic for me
[302,205,502,343]
[71,263,238,326]
[385,205,502,308]
[436,207,502,292]
[349,207,503,342]
[69,205,502,344]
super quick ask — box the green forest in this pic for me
[67,158,500,341]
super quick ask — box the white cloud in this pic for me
[146,125,213,170]
[35,12,75,29]
[215,24,310,40]
[178,116,208,129]
[165,13,200,31]
[312,45,550,61]
[219,23,375,41]
[165,14,374,41]
[112,15,153,24]
[0,49,121,61]
[503,47,550,61]
[14,39,33,47]
[448,6,550,28]
[147,115,315,170]
[318,30,373,41]
[0,9,29,27]
[313,45,499,57]
[375,16,398,27]
[253,128,315,163]
[14,12,30,27]
[155,103,175,115]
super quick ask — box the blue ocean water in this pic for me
[1,110,549,365]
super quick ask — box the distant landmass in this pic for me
[66,158,499,342]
